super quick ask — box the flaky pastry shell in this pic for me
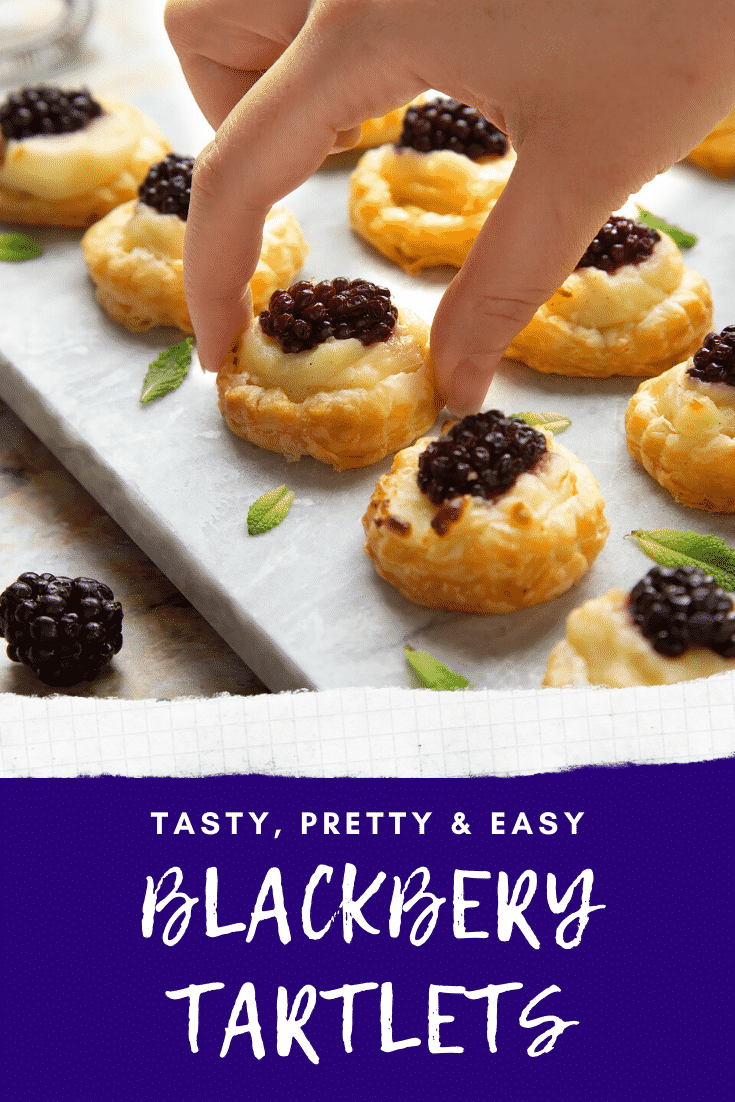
[543,588,735,688]
[217,307,443,471]
[505,231,712,377]
[362,433,609,613]
[0,107,170,228]
[348,96,427,150]
[685,108,735,179]
[81,202,308,333]
[625,359,735,512]
[349,143,516,273]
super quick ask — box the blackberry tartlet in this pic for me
[217,278,442,470]
[544,565,735,688]
[505,215,712,377]
[0,84,170,227]
[625,326,735,511]
[349,95,515,272]
[362,411,609,613]
[81,151,307,333]
[0,572,123,687]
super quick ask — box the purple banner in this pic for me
[3,761,733,1100]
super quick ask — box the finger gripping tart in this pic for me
[0,84,171,227]
[217,279,442,470]
[505,216,712,377]
[544,566,735,688]
[82,152,308,333]
[349,96,516,273]
[362,411,609,613]
[625,327,735,512]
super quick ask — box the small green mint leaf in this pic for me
[635,206,697,249]
[248,485,295,535]
[510,411,571,434]
[405,646,471,691]
[140,337,193,403]
[0,231,43,261]
[629,528,735,591]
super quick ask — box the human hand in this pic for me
[165,0,734,412]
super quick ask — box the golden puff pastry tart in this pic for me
[216,278,443,471]
[81,153,308,333]
[544,565,735,688]
[505,215,712,378]
[0,85,170,228]
[685,107,735,178]
[351,96,427,149]
[349,97,515,273]
[625,327,735,512]
[362,411,609,614]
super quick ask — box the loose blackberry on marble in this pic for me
[0,572,123,687]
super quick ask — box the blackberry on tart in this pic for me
[626,325,735,512]
[363,412,609,613]
[544,565,735,688]
[0,84,170,227]
[217,278,442,470]
[505,215,712,377]
[349,96,516,273]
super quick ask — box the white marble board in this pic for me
[1,70,734,692]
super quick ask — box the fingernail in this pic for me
[445,357,495,416]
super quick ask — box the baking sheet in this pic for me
[1,83,734,692]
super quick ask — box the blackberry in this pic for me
[0,572,123,687]
[417,410,547,506]
[397,97,508,160]
[0,86,102,140]
[576,215,660,274]
[259,278,398,353]
[138,153,194,219]
[687,326,735,386]
[629,565,735,659]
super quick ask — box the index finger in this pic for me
[184,20,424,370]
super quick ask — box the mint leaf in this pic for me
[405,646,471,690]
[510,411,571,434]
[629,528,735,590]
[635,206,697,249]
[0,231,43,261]
[140,337,193,403]
[248,485,295,535]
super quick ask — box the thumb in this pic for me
[430,148,631,413]
[184,14,423,371]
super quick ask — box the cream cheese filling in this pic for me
[121,202,185,259]
[545,231,683,330]
[236,308,427,404]
[0,100,144,200]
